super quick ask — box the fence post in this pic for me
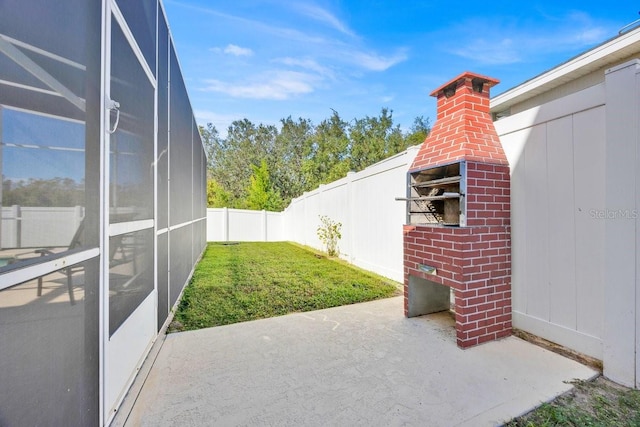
[302,192,308,246]
[12,205,21,248]
[222,207,229,242]
[262,209,267,241]
[346,171,355,262]
[318,185,325,250]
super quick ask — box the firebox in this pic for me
[402,72,512,349]
[401,161,466,226]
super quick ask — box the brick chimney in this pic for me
[403,72,512,348]
[412,72,506,170]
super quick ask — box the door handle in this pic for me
[107,99,120,134]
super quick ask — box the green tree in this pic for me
[303,110,350,188]
[209,119,277,207]
[3,178,84,207]
[246,159,283,211]
[404,115,431,147]
[198,110,431,210]
[199,123,221,174]
[207,178,231,208]
[271,116,315,206]
[349,108,406,172]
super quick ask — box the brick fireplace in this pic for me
[402,71,512,348]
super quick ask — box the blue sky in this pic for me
[163,1,636,136]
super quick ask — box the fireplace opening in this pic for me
[401,161,466,227]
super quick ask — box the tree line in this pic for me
[203,108,430,211]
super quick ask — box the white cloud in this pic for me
[275,57,335,79]
[202,70,318,100]
[224,44,253,57]
[349,49,409,71]
[452,38,521,65]
[211,44,254,57]
[173,2,327,45]
[194,111,243,137]
[446,12,612,65]
[572,27,608,45]
[292,4,356,38]
[173,1,408,76]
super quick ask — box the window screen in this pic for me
[109,17,154,223]
[0,258,100,426]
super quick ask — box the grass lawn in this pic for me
[170,242,401,331]
[505,377,640,426]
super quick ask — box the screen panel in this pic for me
[115,0,157,76]
[0,0,91,122]
[0,0,100,273]
[109,228,154,336]
[192,119,201,221]
[169,225,191,306]
[169,45,193,227]
[109,17,154,224]
[157,231,168,331]
[0,257,99,426]
[157,15,169,230]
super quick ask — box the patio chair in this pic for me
[33,216,137,305]
[35,219,85,305]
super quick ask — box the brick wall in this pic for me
[403,218,511,346]
[410,72,506,170]
[466,162,510,227]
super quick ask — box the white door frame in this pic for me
[102,0,158,423]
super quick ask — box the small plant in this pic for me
[317,215,342,257]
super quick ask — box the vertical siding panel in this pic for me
[574,106,606,339]
[636,72,640,389]
[604,61,639,386]
[524,123,550,320]
[494,83,605,359]
[500,130,529,314]
[547,116,577,328]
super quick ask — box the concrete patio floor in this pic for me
[113,296,597,427]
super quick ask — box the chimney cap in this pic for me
[429,71,499,98]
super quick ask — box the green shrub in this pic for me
[317,215,342,257]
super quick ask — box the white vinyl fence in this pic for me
[1,205,83,248]
[206,208,285,242]
[206,145,419,283]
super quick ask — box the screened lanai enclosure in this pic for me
[0,1,207,425]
